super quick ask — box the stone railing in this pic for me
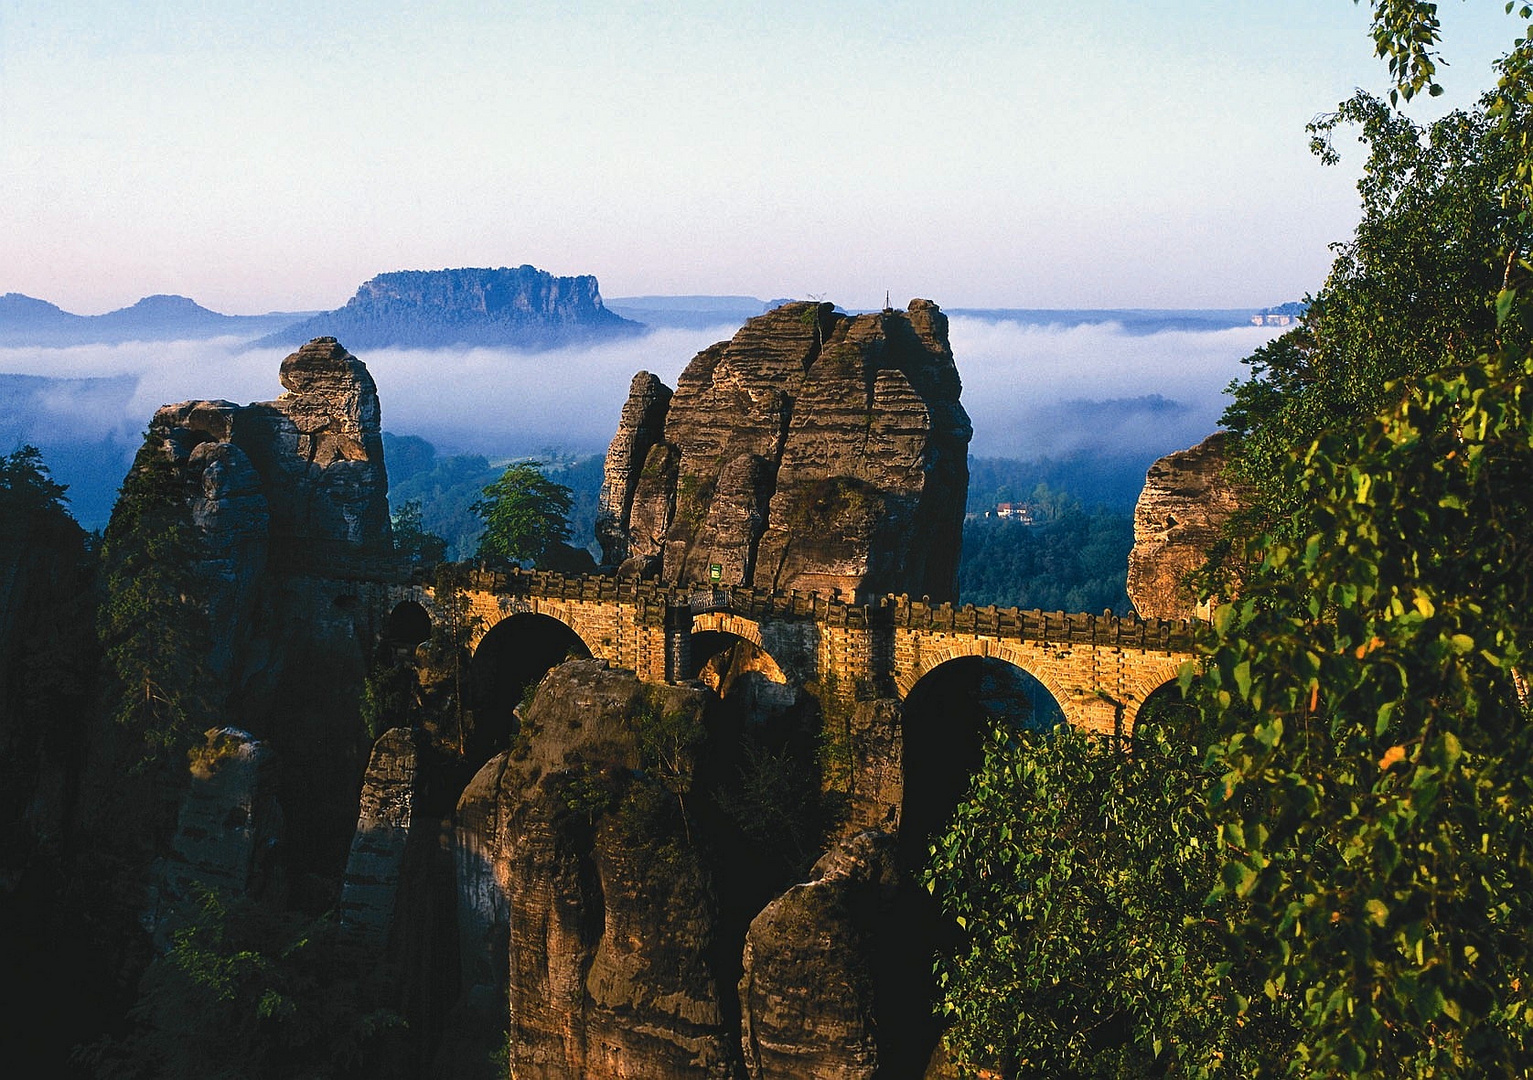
[448,565,1201,652]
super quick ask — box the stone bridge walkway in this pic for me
[400,568,1198,736]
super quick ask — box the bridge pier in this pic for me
[664,603,693,683]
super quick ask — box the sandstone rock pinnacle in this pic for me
[1126,430,1246,620]
[598,300,971,602]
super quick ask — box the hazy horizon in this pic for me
[2,2,1524,317]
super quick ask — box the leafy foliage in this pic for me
[359,658,416,741]
[385,433,604,561]
[389,498,446,570]
[928,722,1290,1077]
[96,444,217,766]
[1223,88,1531,545]
[469,461,574,564]
[0,444,95,734]
[0,443,71,526]
[77,886,404,1079]
[632,691,707,842]
[1193,350,1533,1077]
[1357,0,1444,104]
[929,10,1533,1077]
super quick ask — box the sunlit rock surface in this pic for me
[598,300,971,602]
[1127,430,1245,620]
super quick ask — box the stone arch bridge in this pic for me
[393,568,1197,737]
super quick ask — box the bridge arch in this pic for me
[885,651,1068,1067]
[896,639,1074,725]
[379,599,432,661]
[1119,657,1192,733]
[467,612,592,762]
[690,611,765,650]
[468,602,593,655]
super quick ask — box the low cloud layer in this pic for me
[0,316,1284,527]
[948,316,1283,460]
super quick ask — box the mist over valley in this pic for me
[0,297,1286,532]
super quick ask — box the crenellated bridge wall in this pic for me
[394,568,1198,736]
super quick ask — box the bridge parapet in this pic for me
[885,595,1199,652]
[457,567,876,625]
[429,567,1202,730]
[451,567,1202,646]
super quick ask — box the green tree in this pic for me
[1193,348,1533,1077]
[928,7,1533,1076]
[928,721,1294,1078]
[389,498,447,569]
[469,461,573,565]
[76,885,405,1079]
[1221,86,1530,548]
[632,691,706,844]
[1193,10,1533,1074]
[0,443,70,525]
[97,444,218,766]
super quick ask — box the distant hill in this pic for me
[248,266,643,351]
[0,292,309,346]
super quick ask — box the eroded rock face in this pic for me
[738,831,899,1080]
[453,660,738,1079]
[1127,431,1246,620]
[338,727,420,941]
[156,727,283,919]
[596,372,674,568]
[116,338,397,881]
[150,336,392,561]
[597,301,971,602]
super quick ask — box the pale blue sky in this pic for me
[0,1,1520,314]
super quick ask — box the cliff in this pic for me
[124,337,399,881]
[597,300,971,602]
[1126,430,1246,620]
[251,266,642,351]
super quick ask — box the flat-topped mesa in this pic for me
[145,336,392,562]
[597,299,972,603]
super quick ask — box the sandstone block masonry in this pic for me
[414,568,1195,739]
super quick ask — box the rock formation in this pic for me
[453,660,738,1079]
[738,831,900,1080]
[595,371,673,567]
[121,337,398,881]
[154,727,283,923]
[339,727,422,941]
[596,300,971,603]
[1126,430,1246,620]
[252,266,643,351]
[150,336,392,564]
